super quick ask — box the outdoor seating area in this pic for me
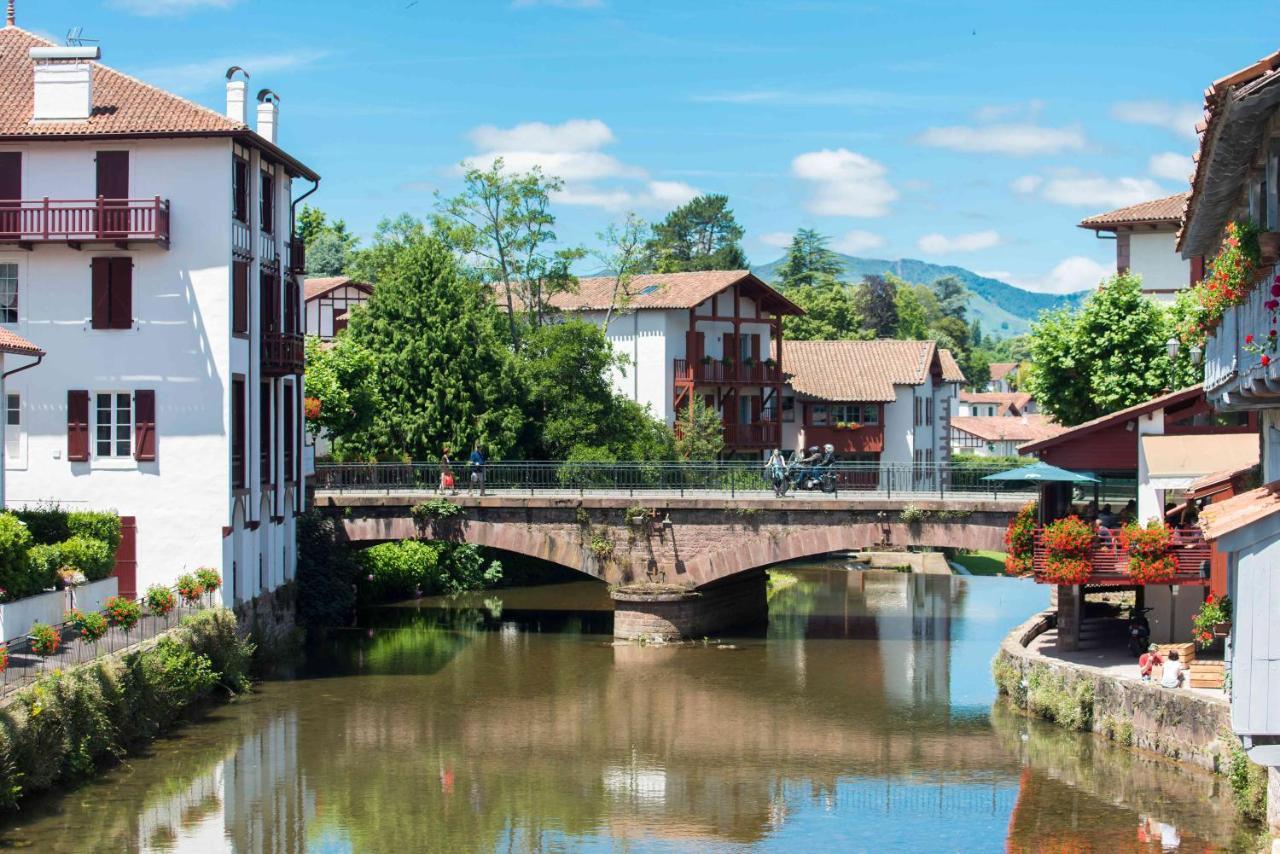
[1030,526,1211,586]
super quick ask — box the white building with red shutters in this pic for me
[0,16,315,604]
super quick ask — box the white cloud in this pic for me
[758,232,794,249]
[791,148,897,218]
[974,99,1045,122]
[1004,256,1113,295]
[832,229,885,254]
[1040,175,1167,208]
[463,119,697,212]
[139,50,326,94]
[110,0,237,14]
[1011,175,1044,194]
[1111,100,1201,139]
[915,123,1086,156]
[1148,151,1192,182]
[917,230,1000,254]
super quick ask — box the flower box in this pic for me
[1213,621,1231,637]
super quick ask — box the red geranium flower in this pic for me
[1246,334,1254,344]
[1263,355,1272,367]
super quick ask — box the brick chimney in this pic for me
[225,66,249,124]
[256,89,278,144]
[30,46,100,122]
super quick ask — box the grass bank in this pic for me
[950,550,1007,576]
[0,608,253,812]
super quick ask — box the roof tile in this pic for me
[1079,193,1189,229]
[951,415,1063,443]
[1200,479,1280,541]
[548,270,800,314]
[0,326,42,356]
[784,340,963,402]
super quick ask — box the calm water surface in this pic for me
[1,565,1253,852]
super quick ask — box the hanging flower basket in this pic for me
[1040,515,1095,585]
[1213,621,1231,637]
[1119,520,1178,583]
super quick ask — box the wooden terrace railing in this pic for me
[674,358,783,385]
[1031,526,1211,586]
[0,197,170,246]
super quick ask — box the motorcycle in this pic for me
[1127,606,1153,657]
[786,462,837,494]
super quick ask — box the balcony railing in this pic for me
[803,425,885,454]
[674,358,783,385]
[262,332,304,376]
[0,197,169,247]
[233,218,252,258]
[260,231,278,267]
[1031,526,1211,586]
[723,422,780,448]
[1205,270,1280,409]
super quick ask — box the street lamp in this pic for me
[1166,337,1180,391]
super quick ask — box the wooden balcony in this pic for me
[262,332,304,376]
[0,197,170,248]
[723,421,780,449]
[803,424,885,454]
[1031,527,1211,586]
[674,358,783,385]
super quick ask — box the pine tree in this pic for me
[646,194,748,272]
[775,228,844,290]
[857,275,899,338]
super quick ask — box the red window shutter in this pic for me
[1190,255,1205,285]
[109,257,132,329]
[231,378,246,490]
[233,261,249,334]
[91,258,110,328]
[67,390,90,461]
[134,389,156,461]
[283,384,295,479]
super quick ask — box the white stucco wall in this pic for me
[305,284,368,339]
[0,137,298,601]
[1135,407,1165,523]
[1130,231,1190,301]
[883,386,915,466]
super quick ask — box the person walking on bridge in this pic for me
[468,442,487,496]
[440,446,457,495]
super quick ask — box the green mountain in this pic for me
[752,254,1090,337]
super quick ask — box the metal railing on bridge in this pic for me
[313,461,1039,500]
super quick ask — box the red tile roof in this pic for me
[959,391,1034,415]
[548,270,802,315]
[1079,193,1188,229]
[303,276,372,302]
[0,326,42,356]
[0,26,318,180]
[950,415,1063,443]
[1200,478,1280,541]
[1019,385,1203,453]
[784,339,964,402]
[988,362,1018,382]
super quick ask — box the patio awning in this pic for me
[1140,433,1259,491]
[981,462,1100,484]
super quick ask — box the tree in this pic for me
[434,159,584,349]
[342,232,524,459]
[774,228,843,290]
[857,274,899,338]
[646,194,748,273]
[303,336,377,445]
[1025,272,1197,425]
[346,214,429,286]
[298,206,359,276]
[674,397,725,460]
[932,275,969,322]
[894,283,930,339]
[592,211,650,330]
[784,284,867,340]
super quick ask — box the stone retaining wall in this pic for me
[612,572,768,641]
[994,611,1231,772]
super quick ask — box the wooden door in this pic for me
[96,151,129,236]
[0,153,19,238]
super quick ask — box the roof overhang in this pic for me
[1020,386,1203,454]
[1141,433,1259,490]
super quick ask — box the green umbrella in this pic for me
[981,462,1100,484]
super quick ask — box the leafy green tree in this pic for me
[347,214,429,286]
[343,232,524,459]
[784,283,867,340]
[932,275,969,321]
[434,159,584,349]
[774,228,843,290]
[856,274,899,338]
[674,397,725,460]
[1026,272,1197,425]
[592,211,650,329]
[299,206,359,276]
[303,336,376,445]
[894,283,930,339]
[646,194,748,273]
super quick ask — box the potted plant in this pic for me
[66,608,108,650]
[0,643,9,674]
[196,568,222,606]
[1119,520,1178,583]
[104,595,142,632]
[146,585,177,617]
[1003,502,1037,577]
[700,354,713,365]
[28,622,60,657]
[1040,515,1095,585]
[176,572,205,606]
[1191,593,1231,648]
[835,421,848,430]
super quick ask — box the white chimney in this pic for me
[225,66,249,124]
[29,46,100,122]
[256,90,279,144]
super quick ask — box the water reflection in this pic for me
[0,567,1252,852]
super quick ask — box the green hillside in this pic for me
[753,254,1090,337]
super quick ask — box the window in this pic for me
[90,257,132,329]
[233,155,249,223]
[0,263,17,323]
[283,383,295,481]
[260,169,275,234]
[232,377,246,490]
[925,397,934,425]
[830,404,878,425]
[260,382,272,484]
[782,395,795,423]
[809,404,828,426]
[95,392,132,458]
[5,393,19,461]
[232,261,249,336]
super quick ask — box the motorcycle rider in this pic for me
[795,445,823,488]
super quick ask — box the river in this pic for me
[0,564,1254,852]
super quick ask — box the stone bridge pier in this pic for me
[317,493,1020,641]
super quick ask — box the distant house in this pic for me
[305,276,372,340]
[1079,193,1200,303]
[986,361,1019,393]
[957,391,1035,418]
[949,415,1062,458]
[781,339,964,468]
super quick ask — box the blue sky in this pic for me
[19,0,1280,292]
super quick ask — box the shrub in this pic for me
[1223,730,1269,821]
[26,543,62,594]
[13,507,69,546]
[1041,515,1095,585]
[176,573,204,604]
[28,623,61,656]
[1119,520,1177,583]
[358,540,443,601]
[56,536,115,582]
[178,609,253,693]
[0,513,35,599]
[0,644,8,673]
[899,505,928,524]
[65,512,121,555]
[145,585,177,617]
[65,609,108,644]
[439,544,502,594]
[103,596,141,631]
[410,498,463,522]
[1003,502,1037,576]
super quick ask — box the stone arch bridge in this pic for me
[315,492,1020,639]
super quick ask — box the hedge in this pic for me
[0,609,253,810]
[356,540,502,603]
[0,509,122,602]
